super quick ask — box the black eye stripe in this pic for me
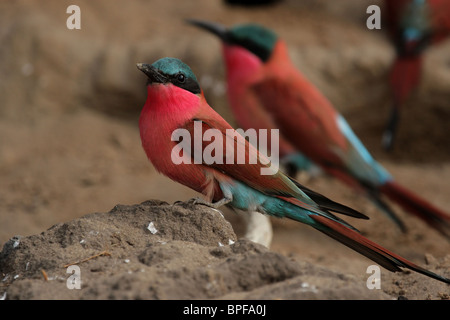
[169,73,186,84]
[176,73,186,82]
[178,78,201,94]
[232,37,271,62]
[171,73,201,94]
[153,71,200,94]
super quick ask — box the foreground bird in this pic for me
[384,0,450,150]
[137,57,449,284]
[187,19,450,239]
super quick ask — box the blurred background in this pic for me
[0,0,449,274]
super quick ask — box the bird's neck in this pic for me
[223,45,263,83]
[265,40,295,70]
[223,40,293,82]
[139,84,201,163]
[140,84,200,127]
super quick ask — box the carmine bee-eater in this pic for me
[136,57,450,283]
[187,20,450,238]
[384,0,450,150]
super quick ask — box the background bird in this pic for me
[383,0,450,150]
[137,57,450,284]
[187,20,450,239]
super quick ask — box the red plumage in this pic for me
[380,181,450,236]
[383,0,450,148]
[389,55,422,107]
[311,215,449,282]
[137,58,450,283]
[214,23,450,238]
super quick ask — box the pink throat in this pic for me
[223,45,263,82]
[145,84,199,113]
[140,84,200,128]
[139,83,200,161]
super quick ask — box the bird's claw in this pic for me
[172,197,214,208]
[192,197,232,209]
[189,197,214,207]
[172,200,186,206]
[189,197,201,204]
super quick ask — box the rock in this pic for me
[0,200,394,300]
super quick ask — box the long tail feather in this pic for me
[289,177,369,220]
[382,104,399,151]
[380,181,450,240]
[367,188,408,233]
[309,214,450,284]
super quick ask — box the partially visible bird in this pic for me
[383,0,450,150]
[187,20,450,238]
[136,57,450,284]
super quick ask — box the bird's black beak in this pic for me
[186,19,229,42]
[136,63,167,84]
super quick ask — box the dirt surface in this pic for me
[0,0,449,300]
[0,200,393,300]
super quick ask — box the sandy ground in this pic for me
[0,0,449,300]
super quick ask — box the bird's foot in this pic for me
[187,196,232,209]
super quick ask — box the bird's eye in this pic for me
[176,73,186,83]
